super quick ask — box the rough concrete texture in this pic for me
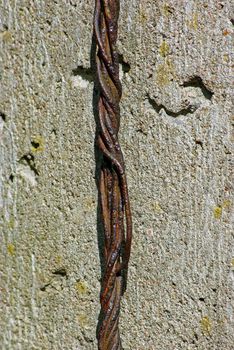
[0,1,233,349]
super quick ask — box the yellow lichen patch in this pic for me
[223,54,229,63]
[213,206,222,219]
[156,64,169,85]
[139,9,147,24]
[222,199,231,209]
[159,40,169,57]
[54,255,62,265]
[162,4,173,17]
[0,31,12,42]
[84,197,96,211]
[75,281,88,296]
[200,316,212,335]
[77,313,89,328]
[188,12,198,30]
[31,135,45,153]
[155,59,174,86]
[7,243,15,256]
[231,258,234,269]
[8,217,15,229]
[152,202,163,213]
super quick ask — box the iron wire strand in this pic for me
[94,1,132,349]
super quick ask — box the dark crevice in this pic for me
[63,30,69,38]
[147,95,194,117]
[118,54,131,73]
[46,19,52,26]
[40,282,51,291]
[230,19,234,26]
[136,128,147,135]
[31,140,40,149]
[52,267,67,278]
[69,0,77,7]
[18,154,39,176]
[162,4,174,15]
[9,174,14,182]
[72,65,94,82]
[40,268,67,291]
[195,140,203,148]
[0,111,6,122]
[182,76,213,100]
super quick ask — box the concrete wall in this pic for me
[0,1,233,349]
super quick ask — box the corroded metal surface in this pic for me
[94,1,132,349]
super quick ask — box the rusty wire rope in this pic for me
[94,0,132,349]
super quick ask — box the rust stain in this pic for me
[223,29,230,36]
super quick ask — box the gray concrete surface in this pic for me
[0,1,233,349]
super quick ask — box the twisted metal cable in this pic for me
[94,1,132,349]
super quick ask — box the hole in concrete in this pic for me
[118,54,131,73]
[195,140,203,147]
[147,94,194,117]
[72,65,94,82]
[63,30,68,38]
[19,153,39,176]
[9,174,14,182]
[31,140,40,149]
[0,111,6,122]
[193,332,198,342]
[52,268,67,277]
[182,76,214,100]
[40,284,48,292]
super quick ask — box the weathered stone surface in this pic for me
[0,1,233,349]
